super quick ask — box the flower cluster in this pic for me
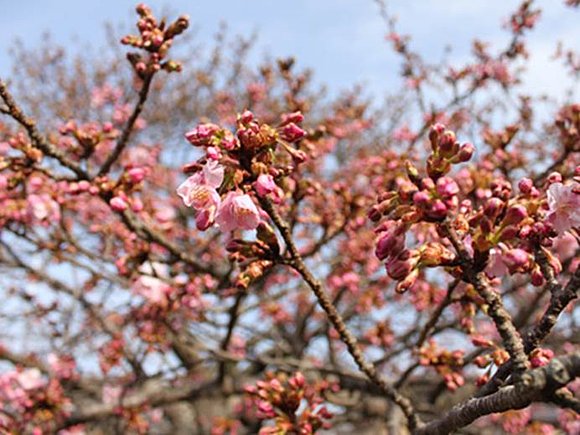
[369,124,474,291]
[419,340,465,391]
[121,4,189,77]
[177,110,306,233]
[372,123,580,293]
[244,372,335,434]
[0,368,70,432]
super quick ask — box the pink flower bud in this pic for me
[110,196,128,212]
[281,111,304,124]
[254,174,284,204]
[426,199,448,219]
[128,167,146,183]
[396,268,419,293]
[530,348,554,368]
[547,172,563,184]
[438,130,457,158]
[531,266,544,286]
[206,146,221,160]
[456,142,475,162]
[484,197,504,220]
[131,197,144,212]
[502,248,531,273]
[413,190,430,207]
[238,110,254,124]
[136,3,151,15]
[194,208,214,231]
[367,205,382,222]
[499,225,519,241]
[289,372,305,389]
[503,204,528,226]
[471,335,494,347]
[254,174,277,197]
[269,378,283,392]
[376,228,406,261]
[518,177,533,194]
[386,249,418,280]
[280,122,306,142]
[184,123,219,147]
[429,123,446,152]
[257,401,275,418]
[436,177,459,198]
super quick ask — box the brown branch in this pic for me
[444,222,528,375]
[533,149,576,184]
[416,279,459,349]
[0,79,88,179]
[63,379,218,427]
[118,208,214,274]
[97,73,154,176]
[550,388,580,413]
[415,351,580,435]
[395,280,458,389]
[478,262,580,398]
[0,239,146,379]
[526,253,580,350]
[218,291,246,384]
[259,197,421,431]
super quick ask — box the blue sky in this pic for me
[0,0,578,99]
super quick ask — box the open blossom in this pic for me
[27,193,61,223]
[133,262,172,305]
[16,368,45,390]
[486,246,531,277]
[215,191,261,232]
[133,276,172,305]
[177,160,224,230]
[546,182,580,233]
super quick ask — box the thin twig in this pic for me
[97,73,154,176]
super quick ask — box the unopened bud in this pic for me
[429,123,446,152]
[518,177,533,194]
[438,130,458,158]
[405,160,420,183]
[502,204,527,226]
[455,142,474,162]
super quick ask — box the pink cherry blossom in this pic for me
[27,194,61,223]
[546,182,580,233]
[16,368,45,390]
[486,248,508,277]
[215,191,261,232]
[177,160,224,230]
[133,275,171,305]
[133,262,172,305]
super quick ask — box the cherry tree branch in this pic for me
[259,197,421,431]
[0,79,88,179]
[97,73,155,176]
[444,222,528,375]
[415,351,580,435]
[478,262,580,397]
